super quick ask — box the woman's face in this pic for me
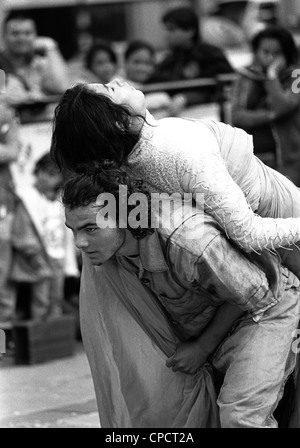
[256,38,285,71]
[125,48,155,84]
[87,79,147,117]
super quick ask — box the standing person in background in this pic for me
[231,25,300,185]
[0,104,20,326]
[123,39,185,117]
[10,153,78,321]
[149,6,233,108]
[0,11,69,105]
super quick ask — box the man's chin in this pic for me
[89,258,103,266]
[85,254,103,266]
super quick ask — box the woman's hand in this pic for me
[166,340,209,375]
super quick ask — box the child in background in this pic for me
[10,152,79,321]
[123,40,186,118]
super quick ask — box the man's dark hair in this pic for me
[62,163,154,239]
[162,6,200,42]
[3,11,36,30]
[251,25,299,66]
[61,163,123,210]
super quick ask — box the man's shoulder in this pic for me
[160,211,224,259]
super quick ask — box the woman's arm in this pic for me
[179,122,300,252]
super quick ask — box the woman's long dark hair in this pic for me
[50,83,142,173]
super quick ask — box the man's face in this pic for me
[4,19,36,56]
[65,203,125,266]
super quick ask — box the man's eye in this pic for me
[86,227,96,233]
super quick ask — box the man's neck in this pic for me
[116,230,139,257]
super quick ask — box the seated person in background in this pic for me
[72,40,118,85]
[149,6,233,107]
[231,25,300,185]
[123,40,186,117]
[0,11,69,106]
[10,153,79,321]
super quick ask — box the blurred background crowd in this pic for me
[1,0,300,361]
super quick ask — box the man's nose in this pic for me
[75,235,89,250]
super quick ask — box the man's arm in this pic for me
[166,302,244,375]
[165,217,278,375]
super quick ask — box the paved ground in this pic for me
[0,341,100,428]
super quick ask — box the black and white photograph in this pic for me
[1,0,300,431]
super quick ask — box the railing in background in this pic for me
[12,73,239,125]
[142,73,280,170]
[142,73,238,123]
[13,95,61,125]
